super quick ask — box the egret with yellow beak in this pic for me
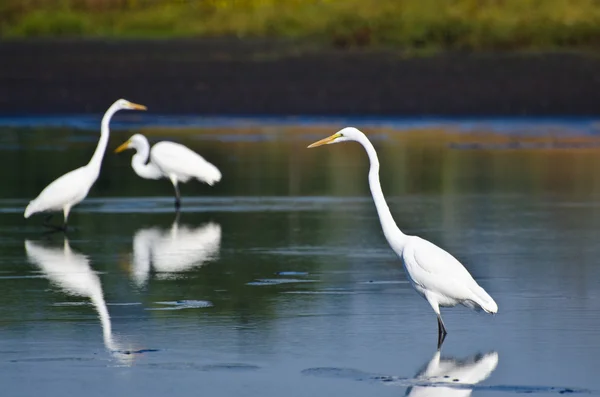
[308,127,497,348]
[114,134,221,210]
[24,99,147,231]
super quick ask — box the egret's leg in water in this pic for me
[437,314,448,349]
[62,206,71,231]
[42,214,67,233]
[42,214,54,228]
[170,175,181,210]
[174,186,181,210]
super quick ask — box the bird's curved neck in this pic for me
[358,135,407,251]
[87,104,118,174]
[131,140,162,180]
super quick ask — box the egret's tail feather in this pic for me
[24,201,37,219]
[473,286,498,314]
[199,163,222,186]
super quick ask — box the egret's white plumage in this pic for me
[308,127,497,347]
[24,99,146,230]
[115,134,221,209]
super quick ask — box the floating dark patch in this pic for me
[10,357,95,363]
[147,300,214,310]
[301,367,592,394]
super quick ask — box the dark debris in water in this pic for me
[301,367,382,382]
[144,362,260,372]
[118,348,160,355]
[147,300,214,310]
[10,357,94,363]
[301,367,592,394]
[201,363,260,372]
[481,385,587,394]
[246,278,316,286]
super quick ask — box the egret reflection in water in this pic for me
[406,350,499,396]
[130,218,221,287]
[24,239,132,365]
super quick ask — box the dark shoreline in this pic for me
[1,39,600,117]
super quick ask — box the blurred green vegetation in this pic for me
[2,0,600,51]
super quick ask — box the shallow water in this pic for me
[0,117,600,396]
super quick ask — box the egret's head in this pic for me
[114,99,147,111]
[307,127,364,148]
[114,134,147,153]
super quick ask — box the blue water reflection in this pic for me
[0,118,598,396]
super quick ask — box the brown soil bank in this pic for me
[1,39,599,116]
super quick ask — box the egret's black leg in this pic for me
[174,185,181,211]
[41,214,69,234]
[437,313,447,349]
[42,214,54,228]
[42,224,67,234]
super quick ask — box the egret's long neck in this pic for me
[131,140,163,180]
[88,104,118,175]
[358,135,407,252]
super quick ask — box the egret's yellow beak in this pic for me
[307,133,340,148]
[127,102,147,111]
[114,140,131,153]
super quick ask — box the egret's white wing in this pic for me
[403,237,496,310]
[407,237,476,280]
[150,141,221,185]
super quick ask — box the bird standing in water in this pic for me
[114,134,221,211]
[308,127,497,348]
[24,99,147,231]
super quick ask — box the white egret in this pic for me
[308,127,498,347]
[24,99,147,231]
[114,134,222,210]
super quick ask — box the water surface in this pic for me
[0,118,599,396]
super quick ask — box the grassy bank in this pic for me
[2,0,600,51]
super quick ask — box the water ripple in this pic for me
[301,367,591,394]
[147,300,214,310]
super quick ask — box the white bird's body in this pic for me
[24,167,92,220]
[402,236,497,313]
[115,134,221,210]
[24,99,147,230]
[151,141,221,185]
[308,127,497,347]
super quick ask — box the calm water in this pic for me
[0,117,600,396]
